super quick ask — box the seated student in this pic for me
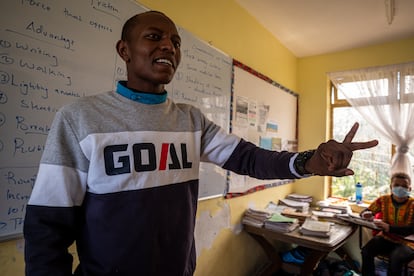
[360,172,414,275]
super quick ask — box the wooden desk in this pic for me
[244,223,357,276]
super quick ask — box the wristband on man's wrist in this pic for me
[294,150,316,176]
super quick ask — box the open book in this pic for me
[335,214,380,230]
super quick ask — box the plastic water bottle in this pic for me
[355,182,363,203]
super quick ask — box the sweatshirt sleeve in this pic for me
[24,206,80,276]
[24,109,88,276]
[223,139,298,179]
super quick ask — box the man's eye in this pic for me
[147,34,160,40]
[174,41,181,49]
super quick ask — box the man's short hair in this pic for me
[391,172,411,185]
[121,11,171,42]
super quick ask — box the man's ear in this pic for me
[116,40,130,62]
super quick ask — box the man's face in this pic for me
[391,177,411,190]
[118,12,181,93]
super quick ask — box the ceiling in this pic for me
[236,0,414,57]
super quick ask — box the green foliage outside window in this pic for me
[331,107,391,201]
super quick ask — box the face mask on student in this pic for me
[392,186,410,198]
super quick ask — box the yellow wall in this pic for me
[1,0,414,275]
[294,37,414,200]
[138,0,298,92]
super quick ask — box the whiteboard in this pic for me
[227,61,298,196]
[0,0,232,241]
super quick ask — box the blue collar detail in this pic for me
[116,81,167,104]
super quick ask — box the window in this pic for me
[329,63,414,202]
[330,83,392,201]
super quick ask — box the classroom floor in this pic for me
[273,257,360,276]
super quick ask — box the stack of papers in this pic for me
[281,209,311,224]
[316,197,350,214]
[242,208,271,227]
[278,198,310,213]
[320,207,346,214]
[265,201,292,213]
[312,210,349,225]
[299,219,332,238]
[286,193,313,203]
[264,213,299,233]
[312,210,336,218]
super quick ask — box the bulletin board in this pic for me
[226,60,298,197]
[0,0,232,241]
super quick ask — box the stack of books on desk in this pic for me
[299,219,332,238]
[242,208,271,227]
[281,208,311,224]
[265,201,291,213]
[316,197,351,214]
[263,212,299,233]
[278,198,310,213]
[312,210,349,225]
[286,193,313,203]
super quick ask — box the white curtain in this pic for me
[329,62,414,179]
